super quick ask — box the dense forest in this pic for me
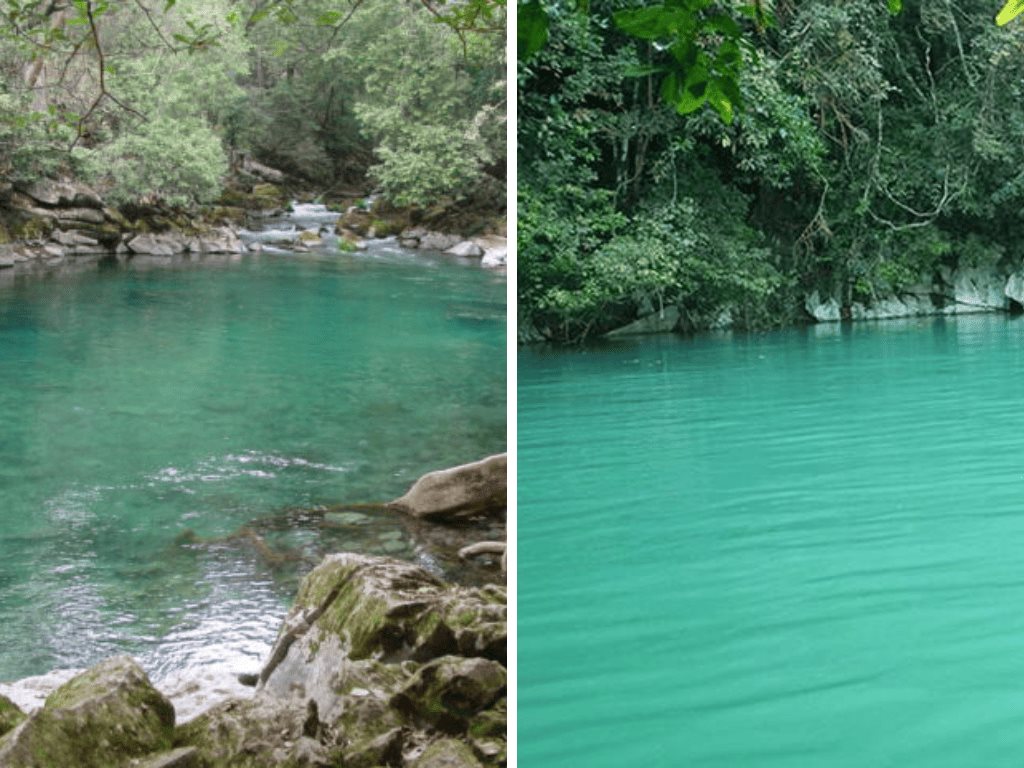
[0,0,506,209]
[518,0,1024,342]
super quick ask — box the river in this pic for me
[519,315,1024,766]
[0,213,505,703]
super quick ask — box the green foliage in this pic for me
[0,0,505,209]
[520,0,1024,342]
[78,116,228,205]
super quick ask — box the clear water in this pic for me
[0,246,505,685]
[519,315,1024,767]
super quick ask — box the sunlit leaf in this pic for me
[997,0,1024,24]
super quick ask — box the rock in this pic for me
[391,657,505,734]
[189,227,244,255]
[258,554,506,707]
[419,232,463,251]
[951,266,1008,311]
[174,696,336,768]
[0,656,174,768]
[0,693,25,737]
[389,454,506,521]
[128,232,189,257]
[0,255,14,269]
[399,237,420,249]
[55,207,106,225]
[805,290,841,322]
[241,157,286,184]
[445,241,485,258]
[20,179,103,209]
[472,236,507,269]
[298,229,323,245]
[237,672,260,687]
[413,738,484,768]
[607,307,680,336]
[51,229,99,247]
[131,747,200,768]
[1006,272,1024,305]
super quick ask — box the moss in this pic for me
[338,238,357,253]
[0,694,25,738]
[467,698,506,739]
[12,216,52,241]
[370,218,400,237]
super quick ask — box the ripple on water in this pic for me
[0,250,505,688]
[520,315,1024,768]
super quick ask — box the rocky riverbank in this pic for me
[0,455,508,768]
[539,260,1024,344]
[0,171,507,275]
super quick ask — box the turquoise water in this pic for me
[519,316,1024,766]
[0,247,505,684]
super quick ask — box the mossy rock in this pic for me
[370,219,401,238]
[11,216,54,241]
[0,656,174,768]
[391,656,506,734]
[0,694,25,738]
[338,238,357,253]
[467,697,505,740]
[251,183,282,199]
[174,696,337,768]
[413,738,483,768]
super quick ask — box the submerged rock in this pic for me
[389,454,506,522]
[0,656,174,768]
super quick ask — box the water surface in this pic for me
[519,316,1024,766]
[0,244,505,686]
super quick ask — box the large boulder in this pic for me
[260,555,506,693]
[950,266,1008,311]
[445,241,484,258]
[196,553,506,767]
[0,656,174,767]
[188,227,244,255]
[473,236,506,270]
[389,455,506,521]
[128,232,190,257]
[418,232,463,252]
[805,290,841,322]
[20,179,103,209]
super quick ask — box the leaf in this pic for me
[518,1,548,58]
[614,6,693,40]
[887,0,902,13]
[996,0,1024,24]
[706,79,734,123]
[316,10,343,26]
[164,0,176,10]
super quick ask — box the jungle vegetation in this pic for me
[518,0,1024,342]
[0,0,506,207]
